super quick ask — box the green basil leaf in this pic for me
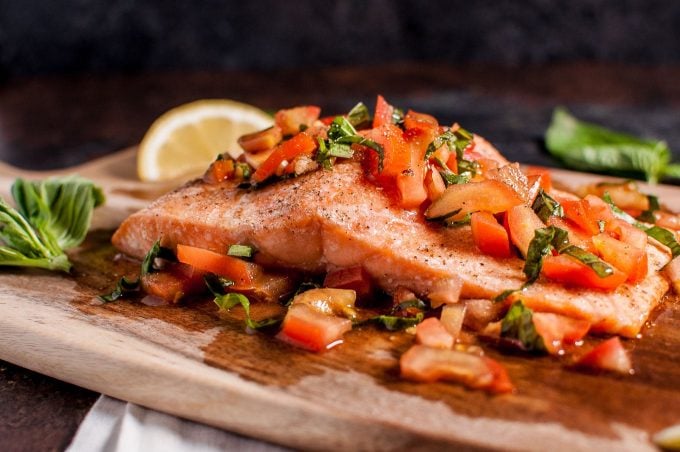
[347,102,371,128]
[523,226,569,283]
[140,240,174,277]
[561,245,613,278]
[372,312,424,331]
[99,276,140,303]
[500,301,546,353]
[214,292,280,330]
[532,189,564,222]
[636,195,660,224]
[646,226,680,258]
[545,107,671,184]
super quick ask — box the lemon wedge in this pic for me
[137,99,273,182]
[654,424,680,450]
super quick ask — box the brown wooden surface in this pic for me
[0,150,679,451]
[2,63,680,450]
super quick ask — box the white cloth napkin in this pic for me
[67,395,289,452]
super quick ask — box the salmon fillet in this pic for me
[112,162,670,337]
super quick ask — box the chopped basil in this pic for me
[392,298,428,313]
[235,162,252,180]
[326,116,384,172]
[435,158,470,186]
[425,130,456,160]
[372,312,424,331]
[494,288,520,303]
[500,301,546,353]
[637,194,660,224]
[227,244,254,258]
[213,292,280,330]
[315,138,333,170]
[328,142,354,158]
[603,192,680,258]
[561,245,613,278]
[141,240,175,277]
[204,274,235,295]
[347,102,371,128]
[99,276,140,303]
[391,107,405,126]
[532,189,564,222]
[523,226,569,284]
[646,226,680,258]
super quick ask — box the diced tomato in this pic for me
[176,244,261,289]
[277,304,352,352]
[398,127,432,208]
[532,312,590,355]
[373,95,394,128]
[525,166,553,191]
[608,218,648,249]
[323,266,373,300]
[464,135,507,166]
[546,216,595,253]
[655,211,680,230]
[471,211,513,258]
[424,168,446,202]
[238,126,283,153]
[562,195,616,235]
[579,181,649,211]
[541,254,627,291]
[404,110,438,131]
[426,180,524,223]
[506,205,546,258]
[140,263,206,304]
[274,106,321,136]
[251,132,317,183]
[203,158,235,184]
[400,345,514,394]
[592,233,648,283]
[416,317,455,349]
[364,124,410,179]
[575,337,633,374]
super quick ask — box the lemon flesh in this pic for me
[137,99,273,182]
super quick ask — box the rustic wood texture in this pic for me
[0,150,679,451]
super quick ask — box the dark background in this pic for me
[2,0,680,79]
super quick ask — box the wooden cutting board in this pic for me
[0,149,678,451]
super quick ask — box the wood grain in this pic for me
[0,150,678,451]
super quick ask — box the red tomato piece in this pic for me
[541,254,627,291]
[575,337,633,374]
[532,312,590,355]
[506,204,546,258]
[426,180,525,223]
[562,195,616,235]
[323,266,373,300]
[176,244,261,289]
[404,109,439,131]
[274,106,321,136]
[141,263,206,304]
[424,168,446,202]
[400,345,514,394]
[277,304,352,352]
[416,317,455,349]
[251,132,317,183]
[203,158,235,184]
[547,216,596,253]
[592,233,648,283]
[524,166,553,191]
[373,94,394,128]
[470,211,513,258]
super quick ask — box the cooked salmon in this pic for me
[112,161,670,337]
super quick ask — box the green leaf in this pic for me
[140,240,175,277]
[328,143,354,158]
[500,301,546,353]
[636,195,660,224]
[532,189,564,222]
[204,273,235,296]
[545,108,671,184]
[523,226,569,284]
[227,244,254,258]
[213,292,280,330]
[346,102,371,128]
[372,312,424,331]
[12,176,104,251]
[435,158,470,187]
[391,108,404,126]
[0,198,70,272]
[326,116,384,171]
[99,276,140,303]
[561,245,613,278]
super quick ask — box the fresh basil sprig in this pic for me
[545,108,679,184]
[0,176,103,272]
